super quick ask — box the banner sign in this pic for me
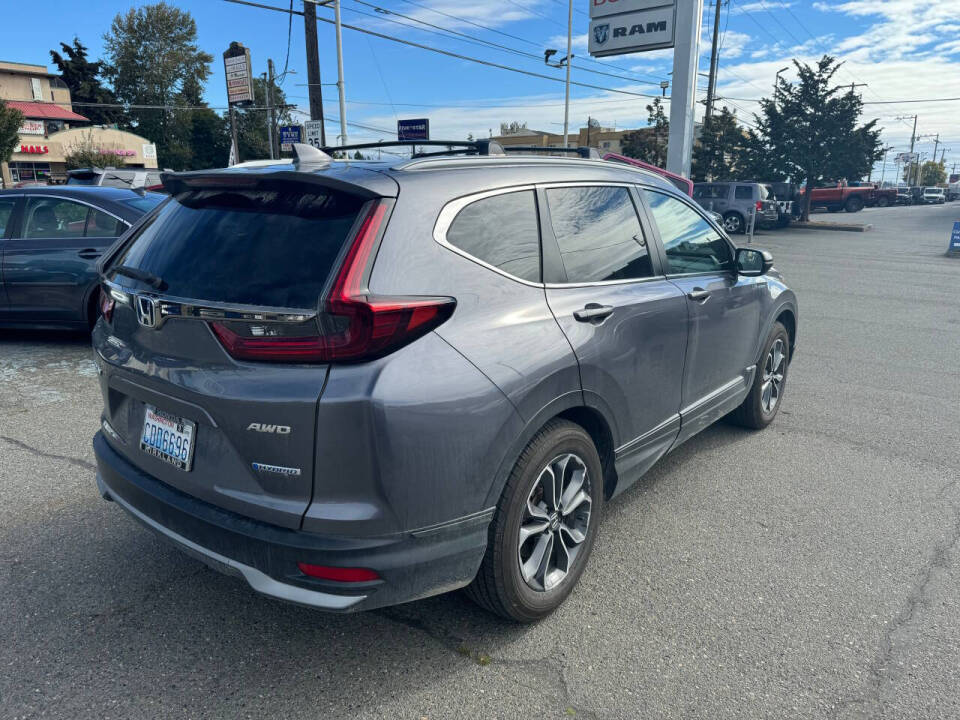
[949,220,960,255]
[588,2,676,57]
[398,118,430,142]
[279,125,303,151]
[223,43,254,106]
[590,0,673,18]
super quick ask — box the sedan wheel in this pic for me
[723,213,744,234]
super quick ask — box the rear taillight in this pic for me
[99,287,115,323]
[211,201,455,364]
[756,200,764,211]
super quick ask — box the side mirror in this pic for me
[737,247,774,276]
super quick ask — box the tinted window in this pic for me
[734,185,753,200]
[85,208,124,237]
[100,172,140,189]
[23,197,88,238]
[445,190,540,282]
[120,193,165,213]
[110,188,365,308]
[547,186,653,283]
[643,190,734,274]
[0,198,16,236]
[693,184,726,200]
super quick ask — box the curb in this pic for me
[789,222,873,233]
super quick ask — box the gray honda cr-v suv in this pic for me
[92,142,797,622]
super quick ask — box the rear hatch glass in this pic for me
[108,186,365,308]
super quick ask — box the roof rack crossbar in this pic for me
[321,139,505,157]
[500,145,601,159]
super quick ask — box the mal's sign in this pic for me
[398,118,429,142]
[223,42,253,106]
[949,220,960,255]
[279,125,303,151]
[589,0,675,57]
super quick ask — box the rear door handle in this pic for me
[78,248,102,260]
[574,303,615,323]
[687,288,711,303]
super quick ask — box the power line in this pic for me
[221,0,660,99]
[346,0,662,86]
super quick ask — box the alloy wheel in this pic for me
[518,453,592,592]
[724,215,742,233]
[761,338,786,414]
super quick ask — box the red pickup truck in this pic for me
[796,183,896,213]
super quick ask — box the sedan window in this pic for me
[0,198,16,237]
[23,197,87,239]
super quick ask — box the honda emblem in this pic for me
[136,295,157,328]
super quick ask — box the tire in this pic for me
[876,196,889,208]
[845,196,864,213]
[730,322,790,430]
[723,212,745,234]
[466,419,604,622]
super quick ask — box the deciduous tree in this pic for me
[0,100,24,166]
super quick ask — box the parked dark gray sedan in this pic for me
[0,187,163,330]
[92,143,798,622]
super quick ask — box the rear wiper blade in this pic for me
[112,265,164,289]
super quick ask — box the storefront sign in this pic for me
[19,119,45,136]
[19,144,49,154]
[223,43,254,106]
[143,143,157,159]
[589,2,676,57]
[279,125,303,152]
[397,118,430,141]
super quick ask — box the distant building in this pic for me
[0,60,158,187]
[493,123,636,155]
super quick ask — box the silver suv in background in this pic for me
[92,142,798,622]
[693,181,780,234]
[67,167,163,191]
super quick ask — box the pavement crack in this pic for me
[0,435,96,473]
[832,504,960,718]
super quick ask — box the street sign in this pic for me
[398,118,430,142]
[304,120,324,149]
[948,220,960,256]
[223,43,254,106]
[588,1,676,57]
[279,125,303,152]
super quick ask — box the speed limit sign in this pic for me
[304,120,324,149]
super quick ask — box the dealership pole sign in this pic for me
[397,118,430,142]
[589,0,677,57]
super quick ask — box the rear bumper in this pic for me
[93,432,491,612]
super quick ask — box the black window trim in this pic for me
[636,185,739,280]
[433,184,544,288]
[538,181,666,288]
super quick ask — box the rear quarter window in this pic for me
[444,190,541,283]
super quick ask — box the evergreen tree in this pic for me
[692,106,746,181]
[743,55,882,220]
[620,98,668,167]
[49,38,123,126]
[0,100,25,166]
[236,76,292,161]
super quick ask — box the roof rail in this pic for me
[500,145,602,159]
[320,139,505,157]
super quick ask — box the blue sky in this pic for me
[6,0,960,174]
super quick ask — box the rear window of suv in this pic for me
[108,187,365,308]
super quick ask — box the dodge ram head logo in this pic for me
[593,24,609,45]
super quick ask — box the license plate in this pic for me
[140,405,196,471]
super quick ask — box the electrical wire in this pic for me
[221,0,660,99]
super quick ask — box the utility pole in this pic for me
[878,145,893,185]
[334,0,347,145]
[562,0,573,148]
[303,0,326,145]
[897,114,918,186]
[704,0,723,121]
[266,60,277,159]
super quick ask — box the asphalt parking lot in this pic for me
[2,202,959,719]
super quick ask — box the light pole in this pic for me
[774,66,789,96]
[544,37,574,148]
[878,145,894,185]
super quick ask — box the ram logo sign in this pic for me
[588,2,676,57]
